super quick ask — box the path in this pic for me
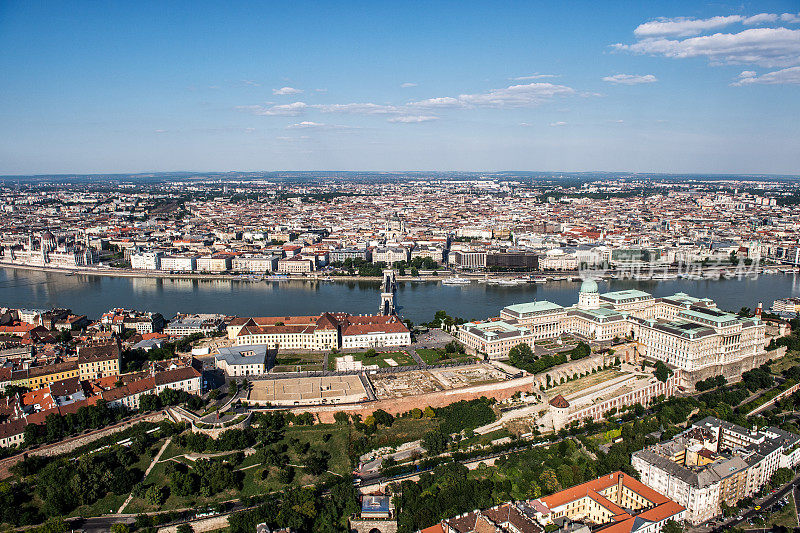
[474,402,544,435]
[118,437,172,514]
[409,348,425,366]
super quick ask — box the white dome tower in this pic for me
[578,278,599,310]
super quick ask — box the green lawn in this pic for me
[369,417,439,449]
[416,348,474,365]
[330,350,416,370]
[272,352,327,372]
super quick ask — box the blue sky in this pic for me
[1,1,799,175]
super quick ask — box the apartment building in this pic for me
[100,308,165,334]
[103,365,203,410]
[632,417,800,524]
[196,254,232,272]
[164,314,225,336]
[130,251,163,270]
[232,255,279,273]
[10,361,80,389]
[159,254,197,272]
[329,248,371,263]
[77,342,121,380]
[277,255,315,274]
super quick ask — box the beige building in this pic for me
[633,417,799,524]
[277,255,315,273]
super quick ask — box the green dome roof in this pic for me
[580,279,598,294]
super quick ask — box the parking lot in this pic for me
[412,327,456,349]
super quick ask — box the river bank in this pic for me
[2,266,798,325]
[0,260,792,284]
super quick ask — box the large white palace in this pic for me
[457,280,767,373]
[1,231,98,268]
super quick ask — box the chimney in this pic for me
[756,302,763,316]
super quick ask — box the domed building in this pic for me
[577,278,599,310]
[41,231,57,252]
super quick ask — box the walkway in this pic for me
[117,436,172,514]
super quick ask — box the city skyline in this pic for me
[1,1,799,175]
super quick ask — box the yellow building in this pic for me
[78,342,121,380]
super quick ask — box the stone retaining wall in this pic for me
[680,348,784,387]
[290,375,536,423]
[157,515,229,532]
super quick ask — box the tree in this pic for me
[570,342,591,360]
[333,411,350,425]
[771,467,793,487]
[372,409,394,427]
[110,524,130,533]
[176,524,195,533]
[654,361,673,383]
[422,430,448,455]
[146,485,167,507]
[662,520,683,533]
[365,348,377,358]
[35,518,68,533]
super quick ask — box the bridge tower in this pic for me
[379,269,397,315]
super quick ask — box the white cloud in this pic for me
[275,135,310,142]
[634,15,743,37]
[273,86,303,95]
[242,80,261,87]
[287,121,327,129]
[549,121,567,127]
[286,121,356,130]
[400,82,418,88]
[613,27,800,68]
[510,73,560,80]
[780,13,800,23]
[410,82,576,110]
[236,101,308,116]
[154,129,168,133]
[743,13,779,25]
[732,66,800,85]
[313,103,401,114]
[602,73,658,85]
[238,81,577,121]
[387,115,438,123]
[243,127,256,133]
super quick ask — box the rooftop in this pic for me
[600,289,653,302]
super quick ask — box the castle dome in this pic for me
[579,278,598,294]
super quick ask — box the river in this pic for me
[1,268,800,324]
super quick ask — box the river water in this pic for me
[2,268,800,324]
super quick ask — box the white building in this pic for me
[130,251,163,270]
[458,281,767,371]
[196,255,232,272]
[159,255,197,272]
[232,255,280,273]
[372,247,409,264]
[633,417,799,524]
[214,344,268,377]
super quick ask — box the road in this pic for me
[692,475,800,533]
